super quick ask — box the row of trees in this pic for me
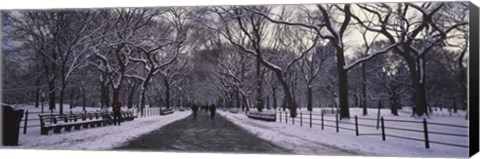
[2,2,469,118]
[2,8,194,115]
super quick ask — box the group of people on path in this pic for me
[111,99,218,124]
[191,103,216,120]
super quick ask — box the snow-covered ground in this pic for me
[4,104,190,150]
[3,104,470,157]
[218,107,469,157]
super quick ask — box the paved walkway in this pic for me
[115,111,288,154]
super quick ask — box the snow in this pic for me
[218,107,468,157]
[343,43,399,71]
[4,104,469,157]
[6,104,190,150]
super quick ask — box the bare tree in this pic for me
[213,6,318,117]
[350,2,468,117]
[6,10,113,114]
[299,42,333,111]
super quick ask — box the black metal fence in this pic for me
[277,111,468,149]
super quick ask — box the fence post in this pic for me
[309,112,312,128]
[321,112,324,130]
[335,114,339,133]
[423,119,430,149]
[300,112,303,126]
[279,112,282,122]
[23,111,29,134]
[285,112,288,124]
[355,115,359,136]
[292,115,295,125]
[376,113,380,130]
[381,116,385,141]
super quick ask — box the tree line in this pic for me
[1,2,469,118]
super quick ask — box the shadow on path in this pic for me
[115,111,289,154]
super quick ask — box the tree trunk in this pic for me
[272,87,277,109]
[307,84,313,111]
[140,88,146,115]
[59,85,65,115]
[164,79,170,108]
[70,88,75,108]
[354,94,358,107]
[82,88,86,111]
[224,97,228,109]
[112,88,120,102]
[292,74,297,108]
[177,94,181,107]
[242,94,249,111]
[256,60,264,112]
[235,88,240,109]
[266,96,270,110]
[336,47,350,119]
[230,91,235,109]
[362,63,367,115]
[48,79,56,111]
[35,78,40,108]
[35,88,40,108]
[127,84,136,109]
[276,72,297,117]
[453,97,458,113]
[390,94,398,116]
[405,56,428,117]
[100,81,107,108]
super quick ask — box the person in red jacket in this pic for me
[112,100,123,126]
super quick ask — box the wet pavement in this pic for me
[115,111,289,154]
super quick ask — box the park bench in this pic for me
[246,111,276,122]
[121,111,137,121]
[39,112,104,135]
[179,107,186,111]
[229,109,239,114]
[39,113,86,135]
[39,110,137,135]
[160,108,174,115]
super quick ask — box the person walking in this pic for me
[204,104,209,113]
[192,103,199,120]
[209,103,216,119]
[112,100,123,126]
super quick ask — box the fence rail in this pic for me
[276,111,468,149]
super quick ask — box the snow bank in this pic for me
[218,108,468,158]
[8,104,190,150]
